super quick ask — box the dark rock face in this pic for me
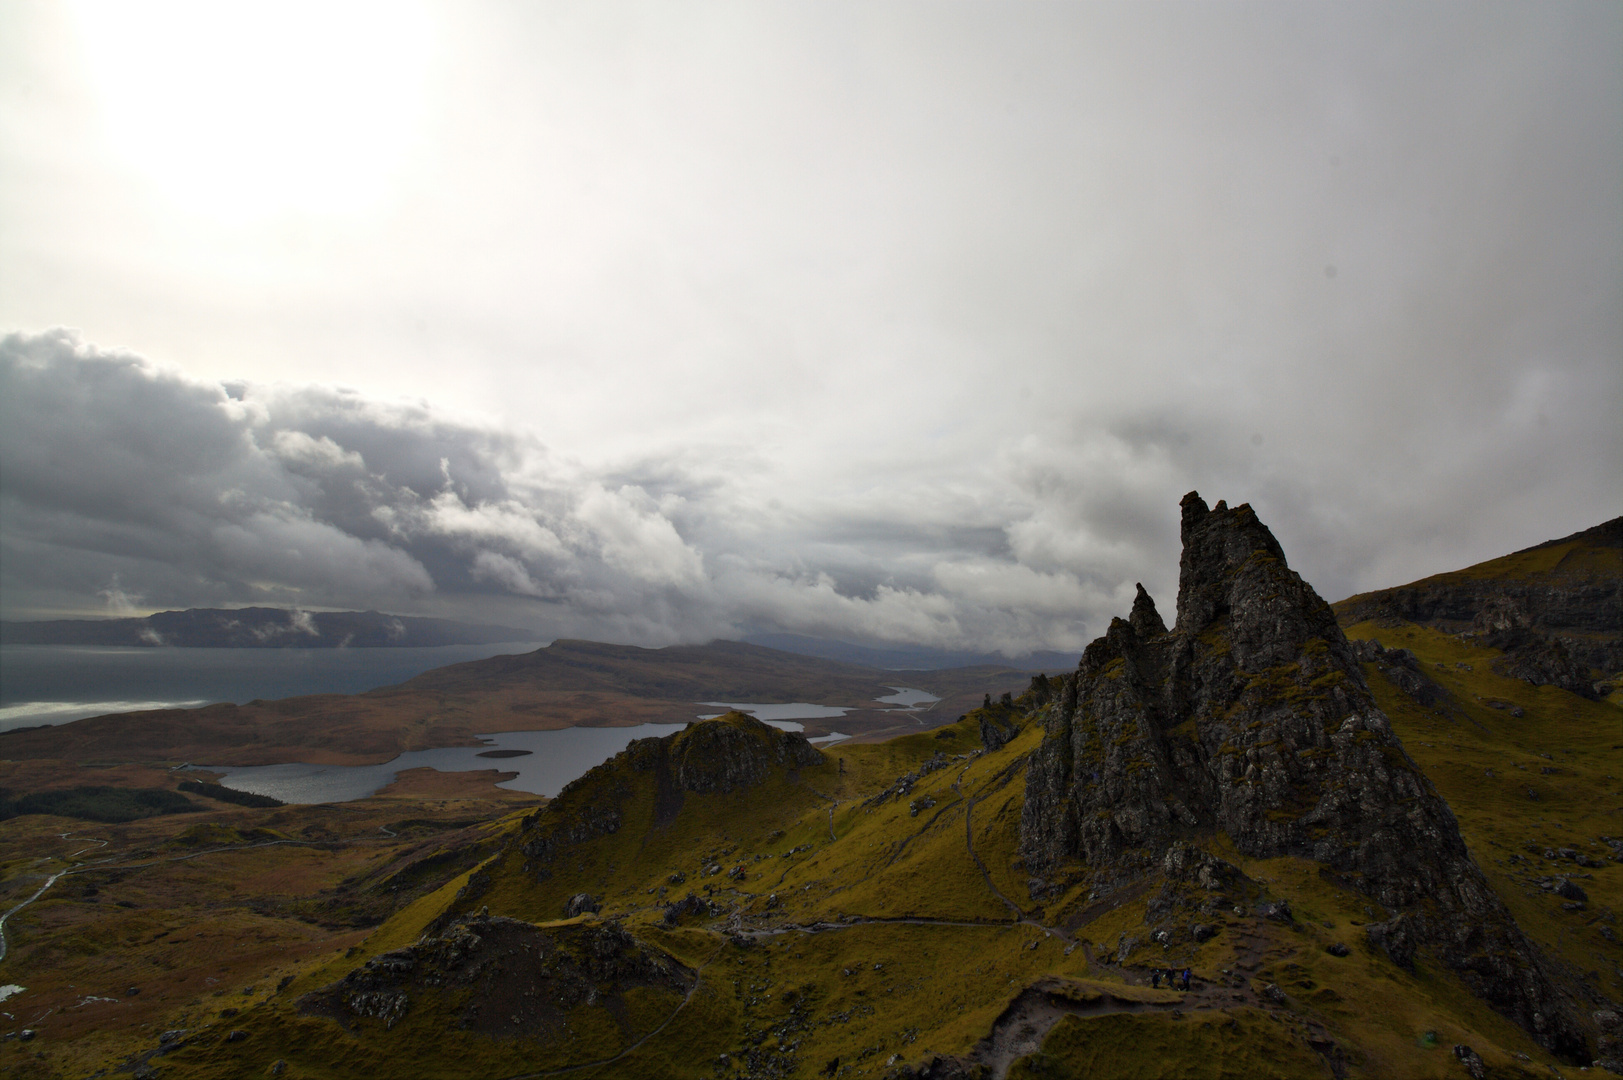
[1019,492,1589,1061]
[1349,639,1452,710]
[300,914,692,1037]
[520,794,624,867]
[1365,914,1421,970]
[1472,595,1603,698]
[1490,633,1601,700]
[978,711,1020,752]
[1334,516,1622,685]
[1596,1010,1623,1073]
[1129,582,1168,639]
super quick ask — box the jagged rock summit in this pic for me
[1021,492,1590,1061]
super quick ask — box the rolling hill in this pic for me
[46,494,1611,1080]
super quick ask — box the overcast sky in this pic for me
[1,1,1618,657]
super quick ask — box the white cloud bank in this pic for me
[0,330,1106,653]
[4,326,1615,659]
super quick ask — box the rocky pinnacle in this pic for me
[1020,492,1590,1062]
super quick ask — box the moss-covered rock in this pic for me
[1020,492,1591,1062]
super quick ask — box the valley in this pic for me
[0,499,1616,1078]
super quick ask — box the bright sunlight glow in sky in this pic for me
[2,2,1618,658]
[70,0,433,220]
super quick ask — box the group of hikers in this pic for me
[1150,967,1193,992]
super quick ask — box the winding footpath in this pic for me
[0,872,65,965]
[0,834,110,963]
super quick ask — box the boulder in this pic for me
[1553,878,1589,903]
[564,893,601,918]
[1365,915,1419,970]
[1452,1044,1487,1080]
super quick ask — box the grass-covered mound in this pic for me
[0,785,199,822]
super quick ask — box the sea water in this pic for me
[0,642,539,732]
[4,644,932,803]
[202,716,855,803]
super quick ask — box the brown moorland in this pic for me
[0,765,541,1078]
[0,639,1045,768]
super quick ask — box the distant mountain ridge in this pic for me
[398,637,1030,701]
[0,637,1045,766]
[0,607,540,648]
[742,629,1078,671]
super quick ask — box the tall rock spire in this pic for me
[1128,583,1167,638]
[1020,493,1588,1062]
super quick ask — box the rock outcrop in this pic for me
[1020,492,1590,1061]
[1348,638,1453,711]
[978,710,1021,752]
[519,712,821,878]
[300,913,693,1037]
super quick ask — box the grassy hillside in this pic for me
[5,519,1618,1079]
[139,678,1619,1079]
[1339,621,1622,1003]
[0,768,540,1080]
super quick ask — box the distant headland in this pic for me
[0,607,540,649]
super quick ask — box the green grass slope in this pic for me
[148,671,1618,1080]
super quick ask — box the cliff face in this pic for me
[1021,492,1589,1061]
[1333,516,1622,691]
[1334,516,1621,634]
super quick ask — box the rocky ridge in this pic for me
[1020,492,1592,1061]
[1334,515,1622,696]
[299,913,693,1037]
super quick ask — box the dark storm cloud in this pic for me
[0,331,1128,653]
[0,332,686,622]
[3,324,1616,657]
